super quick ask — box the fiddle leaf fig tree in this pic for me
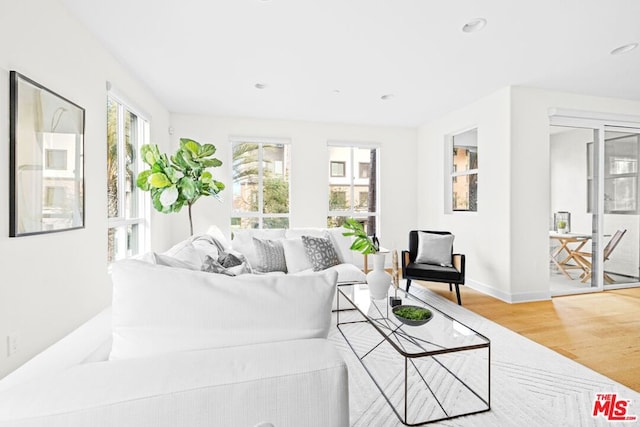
[137,138,225,235]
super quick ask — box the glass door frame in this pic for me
[549,108,640,293]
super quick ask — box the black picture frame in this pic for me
[10,71,85,237]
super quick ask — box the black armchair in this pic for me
[401,230,466,305]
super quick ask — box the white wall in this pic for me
[168,114,418,257]
[511,86,640,298]
[418,86,640,302]
[417,87,513,300]
[0,0,171,378]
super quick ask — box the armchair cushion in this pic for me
[404,262,461,282]
[415,231,454,266]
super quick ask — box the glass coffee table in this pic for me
[336,283,490,426]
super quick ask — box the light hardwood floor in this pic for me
[411,281,640,392]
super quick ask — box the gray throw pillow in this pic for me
[218,251,243,268]
[301,235,341,271]
[201,255,236,276]
[253,238,287,273]
[415,232,454,267]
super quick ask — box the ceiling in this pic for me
[60,0,640,127]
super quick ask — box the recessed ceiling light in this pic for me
[254,83,267,89]
[610,43,638,55]
[380,94,395,101]
[462,18,487,33]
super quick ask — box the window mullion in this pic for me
[117,104,126,219]
[258,145,264,228]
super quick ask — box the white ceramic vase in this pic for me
[367,252,391,300]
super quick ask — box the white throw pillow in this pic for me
[282,238,313,273]
[415,232,454,267]
[109,260,337,360]
[163,241,203,269]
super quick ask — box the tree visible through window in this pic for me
[231,140,290,229]
[107,95,149,262]
[327,145,379,235]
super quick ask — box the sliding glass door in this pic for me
[601,128,640,288]
[548,113,640,295]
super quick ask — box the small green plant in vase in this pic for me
[341,217,379,254]
[557,220,567,233]
[342,218,390,300]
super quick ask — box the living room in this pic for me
[1,1,639,425]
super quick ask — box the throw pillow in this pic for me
[201,255,235,276]
[301,235,341,271]
[109,260,337,360]
[153,253,201,270]
[282,238,313,273]
[415,232,454,267]
[218,251,243,268]
[162,241,203,270]
[253,238,287,273]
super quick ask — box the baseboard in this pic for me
[465,279,551,304]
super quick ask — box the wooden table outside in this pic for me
[549,232,591,279]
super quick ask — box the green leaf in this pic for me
[200,171,212,184]
[136,170,152,190]
[179,177,197,200]
[140,144,160,166]
[180,138,201,156]
[164,166,179,184]
[201,158,223,168]
[159,185,179,207]
[148,172,171,188]
[200,144,216,157]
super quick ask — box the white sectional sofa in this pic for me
[0,237,352,427]
[227,226,367,283]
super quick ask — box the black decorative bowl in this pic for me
[392,305,433,326]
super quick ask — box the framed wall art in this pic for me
[10,71,85,237]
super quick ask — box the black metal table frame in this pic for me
[336,284,491,426]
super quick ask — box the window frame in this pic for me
[107,92,150,262]
[445,127,478,214]
[230,137,291,229]
[327,142,380,233]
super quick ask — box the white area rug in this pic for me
[328,285,640,426]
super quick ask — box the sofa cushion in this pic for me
[253,238,287,273]
[325,228,355,265]
[231,229,287,269]
[302,235,341,271]
[405,262,461,282]
[150,253,199,270]
[109,260,337,360]
[294,263,366,284]
[282,238,313,273]
[162,241,203,269]
[0,339,349,427]
[415,232,454,267]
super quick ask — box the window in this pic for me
[45,149,68,170]
[448,128,478,212]
[232,139,290,229]
[587,134,640,214]
[328,144,379,234]
[107,95,149,262]
[359,162,370,179]
[330,161,346,177]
